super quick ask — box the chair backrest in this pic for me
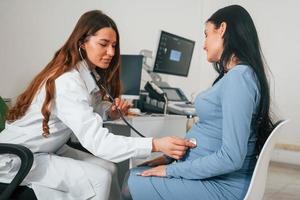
[244,119,289,200]
[0,96,8,132]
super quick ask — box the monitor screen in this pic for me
[120,55,143,99]
[153,31,195,77]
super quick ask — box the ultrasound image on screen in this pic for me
[153,31,195,77]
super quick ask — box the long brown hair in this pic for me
[7,10,121,137]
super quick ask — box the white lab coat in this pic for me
[0,61,152,199]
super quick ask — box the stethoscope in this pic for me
[78,47,146,138]
[78,47,198,146]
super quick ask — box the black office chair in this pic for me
[0,144,37,200]
[0,97,37,200]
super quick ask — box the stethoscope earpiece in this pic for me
[78,47,84,60]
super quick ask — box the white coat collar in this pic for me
[76,60,100,94]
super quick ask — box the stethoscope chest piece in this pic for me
[189,138,197,146]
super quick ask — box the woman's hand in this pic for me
[138,155,173,167]
[139,165,167,177]
[108,98,132,120]
[152,137,196,160]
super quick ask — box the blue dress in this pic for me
[128,65,261,200]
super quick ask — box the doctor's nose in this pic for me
[107,46,115,57]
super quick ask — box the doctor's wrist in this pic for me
[152,138,160,152]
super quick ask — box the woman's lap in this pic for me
[57,144,120,200]
[127,167,250,200]
[22,152,112,199]
[16,145,118,199]
[128,167,218,200]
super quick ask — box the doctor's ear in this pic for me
[78,43,85,50]
[78,39,86,50]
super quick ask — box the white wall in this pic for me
[0,0,299,144]
[226,0,300,145]
[0,0,205,99]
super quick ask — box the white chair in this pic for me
[244,119,289,200]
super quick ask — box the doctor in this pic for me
[0,10,195,200]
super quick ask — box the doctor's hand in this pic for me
[139,165,167,177]
[108,98,132,120]
[152,137,196,160]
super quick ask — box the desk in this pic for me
[104,114,187,166]
[103,114,187,184]
[104,114,186,137]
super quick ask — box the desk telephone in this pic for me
[144,81,166,102]
[144,81,190,102]
[143,81,196,115]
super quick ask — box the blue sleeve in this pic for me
[166,68,258,179]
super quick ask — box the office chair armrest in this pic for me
[0,143,33,200]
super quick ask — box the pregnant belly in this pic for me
[182,126,221,161]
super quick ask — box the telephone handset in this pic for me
[144,81,166,102]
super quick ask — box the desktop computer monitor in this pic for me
[153,31,195,77]
[120,55,143,100]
